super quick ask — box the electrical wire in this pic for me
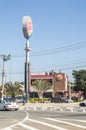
[31,41,86,56]
[0,41,86,76]
[1,40,86,58]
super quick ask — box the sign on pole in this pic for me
[22,16,33,39]
[22,16,33,102]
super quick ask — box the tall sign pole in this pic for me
[22,16,33,102]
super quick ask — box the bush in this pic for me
[29,98,49,103]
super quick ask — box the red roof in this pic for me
[31,75,54,79]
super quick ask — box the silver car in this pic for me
[0,102,9,111]
[0,98,19,111]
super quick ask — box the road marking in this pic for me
[18,123,39,130]
[27,118,68,130]
[45,118,86,129]
[0,110,29,130]
[61,118,86,123]
[2,128,12,130]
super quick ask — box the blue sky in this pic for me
[0,0,86,84]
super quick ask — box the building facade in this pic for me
[30,72,68,97]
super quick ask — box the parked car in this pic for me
[79,100,86,106]
[63,98,74,103]
[50,97,73,103]
[15,96,27,103]
[50,97,66,103]
[0,102,9,111]
[0,98,19,111]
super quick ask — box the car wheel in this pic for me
[81,103,85,106]
[15,109,18,111]
[3,106,7,111]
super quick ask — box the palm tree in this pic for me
[4,81,24,98]
[32,79,51,99]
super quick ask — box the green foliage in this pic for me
[29,98,49,103]
[72,70,86,91]
[3,54,11,61]
[30,98,38,103]
[4,81,24,98]
[32,79,51,99]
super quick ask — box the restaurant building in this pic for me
[29,72,68,98]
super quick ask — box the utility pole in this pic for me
[68,81,71,101]
[1,56,5,102]
[1,54,11,102]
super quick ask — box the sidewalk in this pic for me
[19,102,86,112]
[19,102,79,108]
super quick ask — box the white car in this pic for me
[0,102,9,111]
[0,98,19,111]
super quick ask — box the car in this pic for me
[50,97,66,103]
[15,96,27,103]
[63,98,74,103]
[50,97,73,103]
[0,98,19,111]
[4,98,19,110]
[79,100,86,106]
[0,102,9,111]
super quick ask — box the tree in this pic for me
[72,70,86,98]
[32,79,52,99]
[4,81,24,98]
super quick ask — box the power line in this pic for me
[0,41,86,78]
[2,61,86,75]
[31,41,86,56]
[1,41,86,58]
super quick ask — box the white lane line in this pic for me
[0,111,29,130]
[18,123,39,130]
[2,128,12,130]
[27,118,68,130]
[60,118,86,123]
[45,118,86,129]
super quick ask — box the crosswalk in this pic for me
[1,116,86,130]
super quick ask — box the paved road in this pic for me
[0,110,86,130]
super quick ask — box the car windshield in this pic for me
[4,98,16,103]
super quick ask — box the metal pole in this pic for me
[25,39,30,102]
[69,81,71,101]
[1,56,5,102]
